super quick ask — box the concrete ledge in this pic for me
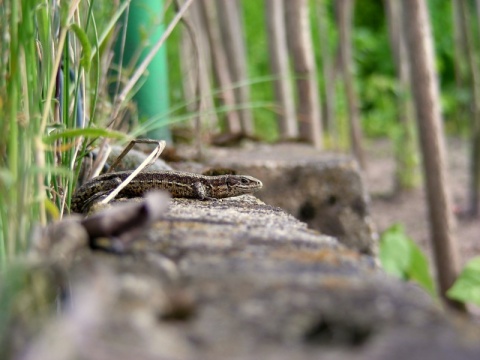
[13,194,480,360]
[177,143,378,255]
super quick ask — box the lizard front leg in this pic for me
[193,181,215,200]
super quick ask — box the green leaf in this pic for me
[43,128,128,143]
[380,224,437,297]
[447,257,480,306]
[379,224,411,278]
[408,243,436,297]
[70,23,92,71]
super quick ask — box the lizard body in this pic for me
[71,170,263,213]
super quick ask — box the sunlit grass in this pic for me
[0,0,132,265]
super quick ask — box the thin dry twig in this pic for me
[91,140,112,178]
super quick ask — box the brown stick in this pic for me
[284,0,323,148]
[265,0,298,139]
[402,0,465,311]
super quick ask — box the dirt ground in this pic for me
[365,137,480,268]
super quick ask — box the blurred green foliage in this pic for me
[379,224,437,297]
[381,224,480,307]
[447,257,480,306]
[166,0,465,141]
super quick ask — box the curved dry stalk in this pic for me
[101,140,166,205]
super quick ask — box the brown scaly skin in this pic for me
[71,170,263,213]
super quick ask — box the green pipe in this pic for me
[114,0,171,141]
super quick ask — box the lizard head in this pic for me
[226,175,263,196]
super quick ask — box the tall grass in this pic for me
[1,0,48,263]
[0,0,130,265]
[0,2,191,356]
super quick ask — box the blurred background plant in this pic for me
[165,1,466,141]
[380,224,480,308]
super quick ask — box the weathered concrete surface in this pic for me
[13,195,480,360]
[176,143,377,255]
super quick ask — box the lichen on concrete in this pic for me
[10,191,480,360]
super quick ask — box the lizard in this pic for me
[71,170,263,213]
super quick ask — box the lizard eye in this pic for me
[241,178,249,184]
